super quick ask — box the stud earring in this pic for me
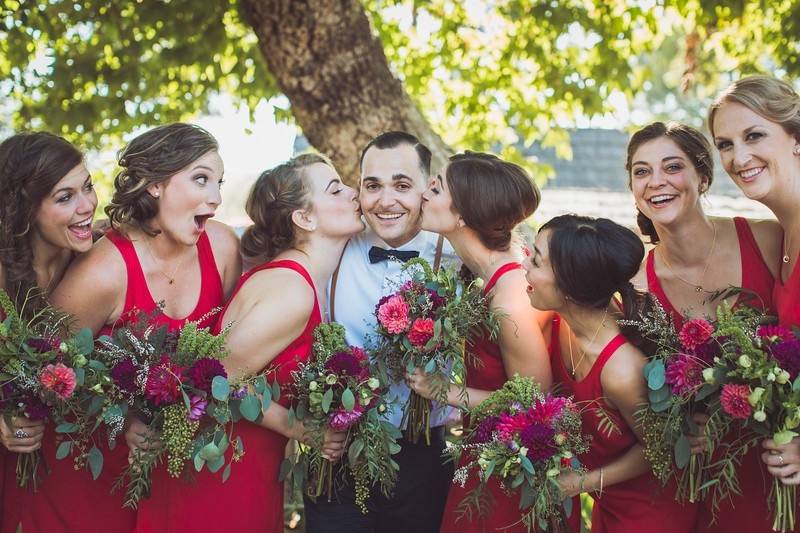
[793,145,800,156]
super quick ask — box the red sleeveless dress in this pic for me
[774,239,800,327]
[550,316,697,532]
[440,264,579,533]
[135,259,320,533]
[16,228,223,533]
[647,217,776,533]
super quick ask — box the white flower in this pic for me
[367,377,380,390]
[748,387,765,407]
[777,370,791,385]
[738,355,752,369]
[753,410,767,422]
[473,278,485,289]
[702,368,715,383]
[309,381,319,391]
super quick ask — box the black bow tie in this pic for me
[368,246,419,264]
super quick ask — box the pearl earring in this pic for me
[793,145,800,156]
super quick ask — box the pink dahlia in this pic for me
[720,384,752,420]
[39,363,77,400]
[329,405,364,431]
[186,357,226,395]
[679,319,715,351]
[495,411,532,443]
[757,325,793,343]
[407,318,435,348]
[145,355,183,407]
[377,295,410,334]
[665,354,705,395]
[527,395,569,425]
[187,395,208,421]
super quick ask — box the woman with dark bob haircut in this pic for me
[523,214,697,533]
[405,151,554,532]
[46,123,241,532]
[626,121,781,532]
[0,132,98,533]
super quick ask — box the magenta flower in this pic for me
[471,415,499,444]
[678,319,715,351]
[377,295,410,334]
[758,325,793,343]
[527,395,568,425]
[187,395,208,421]
[720,384,752,420]
[186,358,227,395]
[325,351,363,378]
[495,411,532,443]
[329,405,364,431]
[407,318,435,348]
[520,423,557,462]
[665,354,705,395]
[39,363,77,400]
[145,355,183,406]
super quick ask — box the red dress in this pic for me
[774,240,800,327]
[17,228,223,533]
[647,217,776,533]
[135,259,320,533]
[550,315,697,532]
[440,264,579,533]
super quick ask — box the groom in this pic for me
[303,131,456,533]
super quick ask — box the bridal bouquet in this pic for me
[282,323,401,513]
[447,376,588,532]
[372,258,499,444]
[0,288,93,490]
[65,310,276,508]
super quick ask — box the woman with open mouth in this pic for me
[0,132,99,532]
[45,123,241,533]
[709,75,800,506]
[626,121,782,532]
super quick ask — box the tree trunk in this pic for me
[239,0,451,185]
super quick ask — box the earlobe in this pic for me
[291,209,316,232]
[793,144,800,156]
[146,183,162,199]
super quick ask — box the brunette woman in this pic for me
[406,152,553,532]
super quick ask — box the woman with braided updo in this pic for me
[143,154,364,532]
[42,123,241,532]
[0,132,98,533]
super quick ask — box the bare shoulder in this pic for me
[600,341,647,398]
[206,220,240,256]
[490,269,535,317]
[59,237,126,293]
[631,254,648,292]
[232,265,315,319]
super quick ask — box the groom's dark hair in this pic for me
[359,131,432,177]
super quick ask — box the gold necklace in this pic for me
[659,219,717,293]
[783,229,793,264]
[566,307,608,377]
[144,239,192,285]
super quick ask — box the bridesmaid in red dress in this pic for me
[406,152,555,533]
[708,76,800,492]
[47,123,241,533]
[0,133,99,533]
[523,214,697,533]
[133,153,363,532]
[625,121,782,532]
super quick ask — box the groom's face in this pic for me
[359,143,427,248]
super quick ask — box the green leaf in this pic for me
[647,360,666,390]
[792,375,800,392]
[278,458,293,481]
[222,463,232,483]
[775,430,799,446]
[519,483,535,510]
[271,381,281,401]
[563,494,573,517]
[261,389,272,412]
[55,422,77,433]
[695,383,719,402]
[194,452,205,472]
[287,406,296,427]
[254,375,267,395]
[520,455,534,474]
[342,388,355,412]
[348,438,365,467]
[651,399,672,413]
[199,442,221,461]
[424,358,437,374]
[322,388,334,414]
[74,328,94,355]
[207,455,225,473]
[75,367,86,387]
[239,395,261,422]
[674,434,691,469]
[87,446,103,480]
[211,375,230,401]
[648,385,671,403]
[388,441,401,455]
[56,441,72,460]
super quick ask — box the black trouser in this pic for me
[303,426,454,533]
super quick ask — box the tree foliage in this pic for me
[1,0,799,182]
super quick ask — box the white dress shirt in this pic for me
[327,227,460,429]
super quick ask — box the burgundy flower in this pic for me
[145,355,183,406]
[520,423,557,462]
[427,289,447,310]
[692,340,720,364]
[665,354,705,395]
[111,359,138,393]
[771,339,800,380]
[23,395,49,421]
[27,337,54,353]
[471,415,499,444]
[758,325,793,343]
[186,358,227,394]
[325,351,363,378]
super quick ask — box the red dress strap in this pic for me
[483,261,521,295]
[733,217,774,311]
[645,249,682,327]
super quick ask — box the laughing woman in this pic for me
[405,152,553,533]
[154,154,363,533]
[43,123,241,532]
[0,133,98,533]
[625,121,781,532]
[523,214,696,533]
[707,75,800,497]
